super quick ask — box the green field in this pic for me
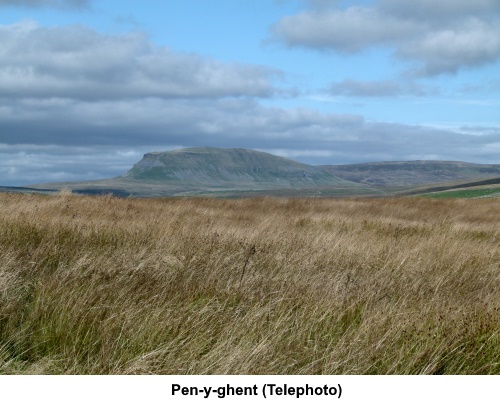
[426,187,500,199]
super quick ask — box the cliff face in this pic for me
[121,147,348,188]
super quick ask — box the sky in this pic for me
[1,0,499,186]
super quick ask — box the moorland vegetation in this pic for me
[0,193,499,374]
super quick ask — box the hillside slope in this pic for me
[320,161,500,187]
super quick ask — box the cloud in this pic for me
[398,19,500,76]
[0,96,364,147]
[379,0,500,19]
[272,7,417,53]
[0,22,280,100]
[0,144,144,186]
[328,79,435,97]
[459,125,500,136]
[0,0,89,8]
[271,0,500,76]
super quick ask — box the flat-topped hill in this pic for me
[120,147,349,188]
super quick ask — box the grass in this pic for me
[0,193,499,374]
[425,187,500,199]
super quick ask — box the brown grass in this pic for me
[0,193,499,374]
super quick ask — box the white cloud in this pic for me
[272,7,417,53]
[271,0,500,76]
[399,19,500,76]
[0,22,280,100]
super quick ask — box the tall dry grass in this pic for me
[0,193,499,374]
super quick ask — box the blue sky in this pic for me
[1,0,499,186]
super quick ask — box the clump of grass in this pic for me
[0,193,499,374]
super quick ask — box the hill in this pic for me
[27,148,373,197]
[320,161,500,187]
[122,147,348,188]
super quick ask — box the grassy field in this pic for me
[0,192,499,374]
